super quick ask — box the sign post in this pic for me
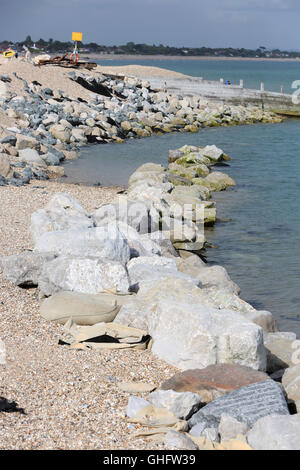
[71,32,83,63]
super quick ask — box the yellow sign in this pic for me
[72,32,82,42]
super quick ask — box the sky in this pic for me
[1,0,300,50]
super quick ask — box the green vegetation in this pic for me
[1,37,300,59]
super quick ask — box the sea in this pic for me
[62,59,300,335]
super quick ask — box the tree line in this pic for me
[1,36,299,58]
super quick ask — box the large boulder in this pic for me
[16,134,40,151]
[282,364,300,411]
[140,232,179,258]
[264,332,297,373]
[50,124,71,143]
[39,290,131,325]
[189,380,289,436]
[34,226,131,266]
[31,193,94,243]
[115,278,266,371]
[127,182,173,214]
[200,145,224,162]
[127,163,166,188]
[203,287,277,332]
[92,198,158,234]
[114,277,216,331]
[160,364,270,399]
[177,261,240,295]
[19,148,46,166]
[126,258,200,292]
[147,390,202,420]
[148,300,266,371]
[114,222,161,258]
[247,414,300,450]
[202,172,235,191]
[38,256,130,296]
[218,414,249,441]
[0,251,56,287]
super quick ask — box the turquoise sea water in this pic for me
[98,58,300,93]
[62,59,300,335]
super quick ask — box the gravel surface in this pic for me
[0,56,187,101]
[0,181,178,449]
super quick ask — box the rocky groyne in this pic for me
[0,61,283,187]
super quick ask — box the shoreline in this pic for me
[86,53,300,63]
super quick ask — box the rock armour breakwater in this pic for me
[0,61,283,187]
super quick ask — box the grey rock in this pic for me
[126,396,150,418]
[15,134,40,150]
[42,152,60,166]
[31,193,94,243]
[114,221,161,258]
[264,332,297,373]
[0,153,12,178]
[165,430,199,450]
[189,380,289,434]
[0,251,56,286]
[38,256,130,296]
[19,148,46,166]
[282,364,300,410]
[0,135,16,145]
[147,390,202,420]
[35,226,131,266]
[115,277,266,371]
[202,427,219,442]
[127,262,201,292]
[92,199,159,234]
[218,413,249,441]
[247,414,300,450]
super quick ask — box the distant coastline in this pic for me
[84,53,300,63]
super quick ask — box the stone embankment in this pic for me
[0,61,283,187]
[142,76,300,116]
[2,143,300,450]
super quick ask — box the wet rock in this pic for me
[202,171,236,191]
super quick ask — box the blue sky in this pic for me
[2,0,300,50]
